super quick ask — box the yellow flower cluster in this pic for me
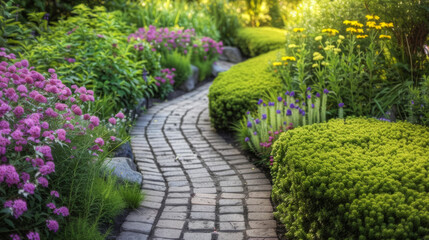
[343,20,363,28]
[282,56,296,61]
[379,35,392,39]
[365,15,380,20]
[313,52,324,61]
[322,28,339,35]
[380,22,394,28]
[367,21,394,29]
[346,28,364,33]
[356,35,369,39]
[288,44,298,48]
[315,36,323,41]
[293,28,305,32]
[272,62,282,66]
[323,45,335,51]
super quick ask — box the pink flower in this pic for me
[39,161,55,175]
[46,220,59,232]
[46,202,56,209]
[94,138,104,146]
[34,94,47,103]
[45,108,59,118]
[55,103,67,111]
[12,199,27,218]
[108,117,116,125]
[17,85,28,93]
[26,232,40,240]
[72,106,82,116]
[53,206,69,217]
[90,116,100,126]
[0,165,20,186]
[50,190,59,198]
[23,182,36,194]
[28,126,41,138]
[83,114,90,120]
[56,129,66,141]
[115,112,125,119]
[11,129,23,140]
[110,136,116,141]
[48,68,55,73]
[13,106,24,117]
[9,234,21,240]
[37,177,48,187]
[41,122,49,129]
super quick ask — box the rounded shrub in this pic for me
[271,117,429,239]
[209,50,283,130]
[235,27,286,57]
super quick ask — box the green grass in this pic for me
[119,182,145,209]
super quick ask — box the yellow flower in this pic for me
[315,36,323,41]
[334,48,342,53]
[293,28,305,32]
[379,35,392,39]
[339,35,345,40]
[346,27,357,33]
[281,56,296,61]
[388,22,394,27]
[313,52,324,61]
[321,61,329,66]
[365,15,374,20]
[375,25,382,30]
[366,21,376,28]
[374,15,380,20]
[324,45,335,51]
[343,20,351,25]
[357,29,364,33]
[284,62,288,65]
[288,44,298,48]
[356,35,369,39]
[273,62,282,66]
[312,63,319,68]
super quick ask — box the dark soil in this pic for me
[102,209,131,240]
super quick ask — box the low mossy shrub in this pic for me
[235,27,286,57]
[208,50,283,130]
[271,117,429,239]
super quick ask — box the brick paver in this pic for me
[118,83,278,239]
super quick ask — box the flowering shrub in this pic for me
[271,118,429,239]
[237,88,335,164]
[153,68,175,99]
[0,48,118,239]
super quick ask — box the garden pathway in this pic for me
[118,83,278,240]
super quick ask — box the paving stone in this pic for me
[193,187,217,194]
[163,206,188,212]
[221,186,244,192]
[117,231,149,240]
[191,197,216,205]
[246,198,272,205]
[217,232,244,240]
[247,185,272,191]
[192,205,216,212]
[219,221,246,230]
[144,195,163,202]
[140,201,162,209]
[121,221,152,234]
[219,214,244,222]
[221,193,245,199]
[219,199,242,206]
[160,211,187,220]
[248,212,274,220]
[246,229,277,238]
[125,208,158,224]
[249,220,277,229]
[249,191,271,198]
[188,220,215,230]
[165,198,189,205]
[247,205,273,212]
[183,232,212,240]
[190,211,216,220]
[156,219,185,229]
[154,228,182,239]
[219,206,244,213]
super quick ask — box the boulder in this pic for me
[212,61,235,77]
[105,157,142,185]
[179,65,199,92]
[114,142,134,162]
[221,46,243,63]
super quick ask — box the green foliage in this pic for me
[161,51,192,88]
[236,27,286,57]
[0,1,34,53]
[110,0,220,40]
[118,182,144,209]
[24,4,159,115]
[58,218,106,240]
[206,0,243,46]
[408,75,429,126]
[271,117,429,239]
[192,58,214,81]
[208,50,283,130]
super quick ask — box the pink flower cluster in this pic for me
[129,25,195,53]
[154,68,176,86]
[0,48,117,238]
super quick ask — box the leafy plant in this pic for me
[161,51,192,88]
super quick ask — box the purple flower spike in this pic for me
[245,137,249,142]
[311,103,315,108]
[301,111,306,116]
[411,100,414,105]
[263,103,267,107]
[290,103,295,108]
[286,109,292,116]
[253,131,257,135]
[323,89,329,94]
[276,110,281,114]
[277,96,283,102]
[307,87,311,91]
[247,121,252,128]
[307,95,311,99]
[290,91,295,97]
[257,99,263,105]
[295,99,300,103]
[338,102,345,108]
[316,92,321,98]
[246,111,250,115]
[268,102,275,107]
[283,121,287,125]
[255,119,261,124]
[262,114,267,120]
[285,91,290,95]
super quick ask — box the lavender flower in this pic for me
[257,99,263,105]
[247,121,252,128]
[323,89,329,94]
[268,102,275,107]
[316,92,321,98]
[255,119,260,124]
[285,91,289,95]
[262,114,267,120]
[286,109,292,116]
[295,99,299,103]
[307,95,311,99]
[253,131,257,135]
[338,102,345,108]
[246,111,250,115]
[290,103,295,108]
[276,110,281,114]
[307,87,311,91]
[277,96,283,102]
[245,137,249,142]
[290,91,295,97]
[311,103,315,108]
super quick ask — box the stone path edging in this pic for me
[118,83,278,240]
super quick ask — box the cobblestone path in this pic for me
[118,83,278,240]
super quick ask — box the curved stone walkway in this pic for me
[118,83,278,240]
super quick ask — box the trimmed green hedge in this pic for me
[271,118,429,239]
[235,27,286,57]
[208,50,283,130]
